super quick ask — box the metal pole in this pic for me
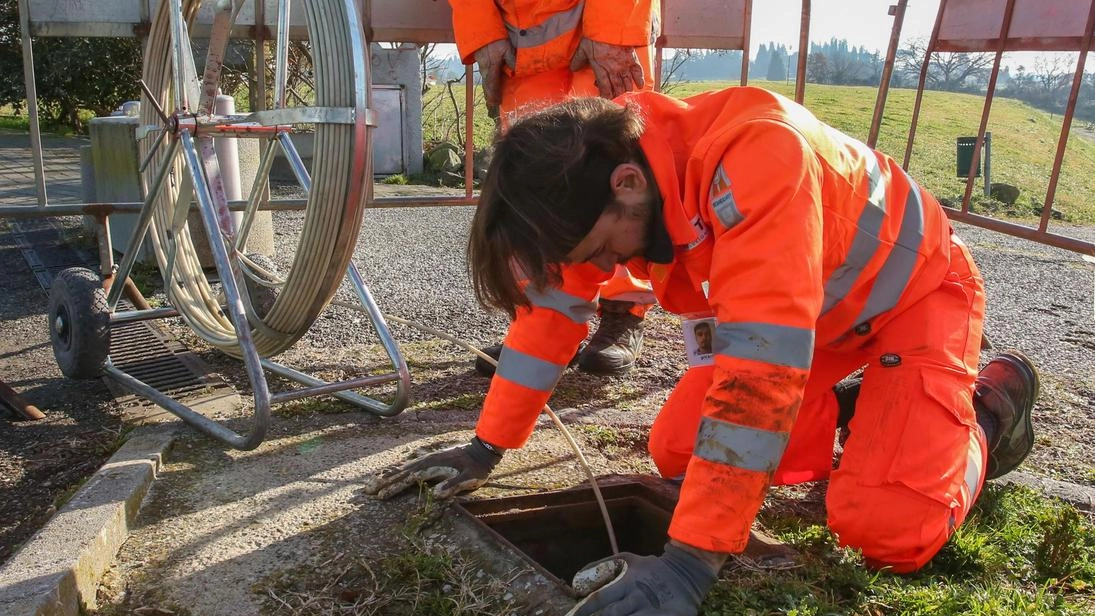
[18,0,47,208]
[1039,0,1095,233]
[960,0,1015,214]
[795,0,810,104]
[869,0,908,148]
[465,63,475,198]
[903,0,947,170]
[740,0,752,85]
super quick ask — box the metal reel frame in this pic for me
[93,0,409,450]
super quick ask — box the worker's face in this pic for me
[566,163,655,272]
[695,325,711,348]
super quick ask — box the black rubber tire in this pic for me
[48,267,111,379]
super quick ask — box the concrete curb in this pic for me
[0,426,176,616]
[997,471,1095,512]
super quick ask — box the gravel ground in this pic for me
[1,198,1093,611]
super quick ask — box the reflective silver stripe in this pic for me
[694,416,789,473]
[821,145,887,315]
[496,346,566,392]
[710,165,744,229]
[526,286,598,324]
[964,432,984,498]
[504,1,584,48]
[713,322,814,370]
[856,173,925,324]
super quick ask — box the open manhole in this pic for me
[456,479,678,593]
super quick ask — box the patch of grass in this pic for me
[576,424,622,448]
[380,173,409,185]
[128,260,163,297]
[410,392,482,413]
[51,477,90,511]
[257,490,521,616]
[703,484,1095,615]
[273,398,354,418]
[0,114,30,132]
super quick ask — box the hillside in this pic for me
[425,81,1095,224]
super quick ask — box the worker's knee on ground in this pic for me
[648,420,689,478]
[827,481,955,574]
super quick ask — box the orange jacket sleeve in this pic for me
[448,0,508,64]
[582,0,659,47]
[476,262,611,449]
[668,119,826,553]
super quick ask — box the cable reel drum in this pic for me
[140,0,373,358]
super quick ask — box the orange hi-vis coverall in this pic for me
[450,0,660,313]
[477,87,988,573]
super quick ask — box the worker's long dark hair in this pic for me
[467,97,646,318]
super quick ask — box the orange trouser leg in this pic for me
[826,237,987,573]
[648,348,869,483]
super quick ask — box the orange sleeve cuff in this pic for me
[582,0,657,46]
[448,0,508,64]
[668,459,768,553]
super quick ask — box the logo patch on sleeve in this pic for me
[709,164,743,229]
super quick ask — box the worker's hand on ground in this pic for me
[569,38,645,99]
[473,39,516,119]
[361,437,503,500]
[566,543,718,616]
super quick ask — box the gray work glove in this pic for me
[362,437,503,499]
[566,543,718,616]
[473,39,516,119]
[569,37,646,99]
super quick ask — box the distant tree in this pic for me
[418,42,448,95]
[766,48,787,82]
[807,52,830,84]
[0,0,141,132]
[753,43,771,78]
[896,38,992,92]
[660,48,697,94]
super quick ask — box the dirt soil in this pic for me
[2,206,1094,613]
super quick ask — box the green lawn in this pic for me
[702,483,1095,615]
[424,81,1095,224]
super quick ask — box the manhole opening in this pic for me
[458,480,676,592]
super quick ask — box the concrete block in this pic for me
[0,427,176,616]
[86,116,151,261]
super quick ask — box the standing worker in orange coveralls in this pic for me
[450,0,662,376]
[366,87,1040,615]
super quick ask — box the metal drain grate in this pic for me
[107,310,225,405]
[10,220,238,412]
[10,218,98,290]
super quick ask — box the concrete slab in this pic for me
[0,427,176,616]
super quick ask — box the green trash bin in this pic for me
[956,136,982,177]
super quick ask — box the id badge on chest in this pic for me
[682,315,717,367]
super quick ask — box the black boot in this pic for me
[976,350,1039,480]
[577,300,645,376]
[473,343,584,378]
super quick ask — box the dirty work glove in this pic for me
[473,39,516,119]
[362,437,503,500]
[566,543,717,616]
[569,37,646,99]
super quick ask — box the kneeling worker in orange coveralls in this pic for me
[366,86,1040,616]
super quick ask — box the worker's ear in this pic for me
[609,162,648,198]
